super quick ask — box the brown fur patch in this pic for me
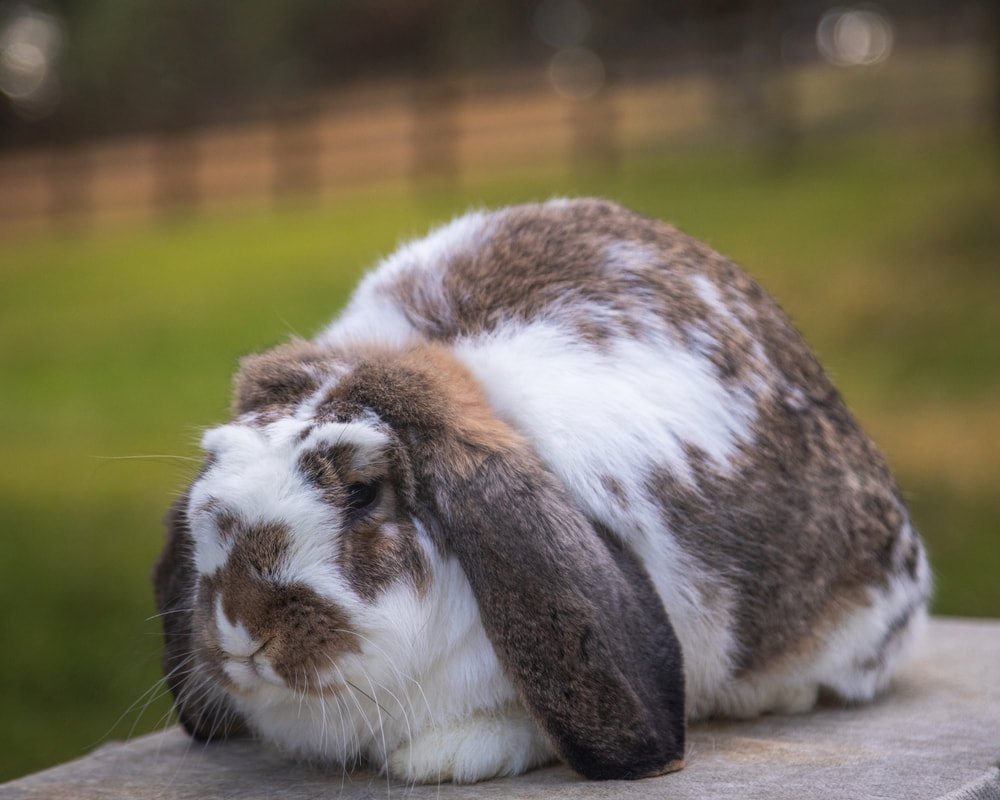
[601,475,628,508]
[199,575,360,693]
[211,509,241,544]
[396,345,526,460]
[320,343,526,482]
[224,518,292,581]
[297,444,360,507]
[337,513,430,602]
[645,377,913,675]
[902,537,920,580]
[232,338,331,416]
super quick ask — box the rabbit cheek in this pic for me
[336,517,430,602]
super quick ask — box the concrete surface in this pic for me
[2,617,998,800]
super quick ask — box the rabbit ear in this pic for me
[330,344,686,779]
[428,450,687,779]
[153,493,248,741]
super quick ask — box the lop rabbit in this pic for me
[154,199,930,783]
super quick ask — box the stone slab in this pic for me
[2,617,999,799]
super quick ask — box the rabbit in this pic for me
[153,198,931,784]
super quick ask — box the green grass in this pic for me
[1,128,998,782]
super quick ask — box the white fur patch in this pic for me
[812,523,932,702]
[690,274,735,321]
[453,319,755,486]
[387,705,552,784]
[317,295,418,350]
[214,595,257,658]
[602,240,660,274]
[299,421,390,470]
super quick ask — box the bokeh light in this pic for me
[0,6,63,119]
[817,6,894,67]
[548,47,605,100]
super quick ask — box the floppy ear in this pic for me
[428,447,687,780]
[331,345,685,779]
[153,493,248,741]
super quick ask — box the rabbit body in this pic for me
[320,199,930,714]
[156,199,930,784]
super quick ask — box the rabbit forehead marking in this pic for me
[192,418,385,589]
[297,420,389,464]
[201,417,385,468]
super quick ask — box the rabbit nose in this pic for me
[248,643,286,687]
[213,596,275,662]
[220,644,285,690]
[220,637,272,663]
[250,637,276,664]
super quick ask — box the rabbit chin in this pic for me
[228,543,551,781]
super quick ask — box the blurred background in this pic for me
[1,0,997,783]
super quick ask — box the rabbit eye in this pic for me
[345,481,380,514]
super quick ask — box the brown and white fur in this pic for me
[154,199,931,784]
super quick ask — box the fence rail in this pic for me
[0,45,988,235]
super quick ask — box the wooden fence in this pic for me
[0,45,988,235]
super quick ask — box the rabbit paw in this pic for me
[386,709,553,784]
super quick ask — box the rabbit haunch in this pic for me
[155,198,930,784]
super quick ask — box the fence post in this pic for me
[270,99,322,204]
[570,68,620,170]
[47,144,91,229]
[153,130,200,218]
[410,76,460,187]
